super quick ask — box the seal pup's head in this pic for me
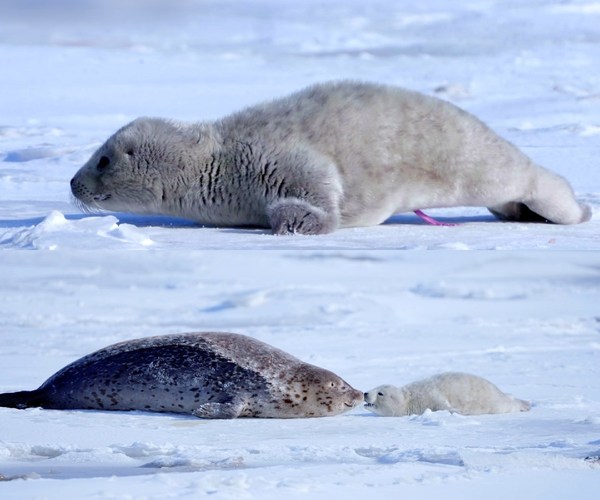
[364,384,408,416]
[70,117,217,215]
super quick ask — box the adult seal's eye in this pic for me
[97,156,110,170]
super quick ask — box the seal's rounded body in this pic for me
[71,81,591,234]
[0,332,363,419]
[364,372,530,416]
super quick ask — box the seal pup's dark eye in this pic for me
[377,392,384,396]
[126,150,134,156]
[97,156,110,170]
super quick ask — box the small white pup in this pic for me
[364,372,530,416]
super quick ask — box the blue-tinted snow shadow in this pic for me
[214,213,498,235]
[201,301,239,313]
[383,213,496,225]
[0,211,497,231]
[0,213,202,230]
[91,213,269,233]
[106,213,202,228]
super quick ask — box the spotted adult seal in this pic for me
[364,372,531,416]
[0,332,363,418]
[70,81,591,234]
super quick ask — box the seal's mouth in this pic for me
[345,393,366,408]
[93,193,112,202]
[70,177,112,213]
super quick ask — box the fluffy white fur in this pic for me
[71,81,591,234]
[364,372,531,416]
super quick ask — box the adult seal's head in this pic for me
[0,332,363,419]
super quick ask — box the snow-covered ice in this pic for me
[1,0,599,498]
[1,251,599,498]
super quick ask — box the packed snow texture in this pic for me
[1,0,599,498]
[1,251,599,498]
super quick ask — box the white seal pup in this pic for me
[364,372,531,416]
[0,332,363,419]
[70,81,591,235]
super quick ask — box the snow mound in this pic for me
[0,211,153,249]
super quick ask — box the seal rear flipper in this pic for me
[488,202,551,223]
[192,401,244,419]
[0,389,47,409]
[489,170,591,225]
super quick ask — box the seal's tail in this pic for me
[0,389,46,409]
[516,398,531,412]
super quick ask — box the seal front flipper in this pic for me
[267,198,337,235]
[263,148,342,235]
[192,401,245,419]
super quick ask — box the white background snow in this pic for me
[0,0,599,498]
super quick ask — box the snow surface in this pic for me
[1,0,599,498]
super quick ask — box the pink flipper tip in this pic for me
[414,209,457,226]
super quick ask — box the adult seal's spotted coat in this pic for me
[70,81,591,234]
[0,332,363,419]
